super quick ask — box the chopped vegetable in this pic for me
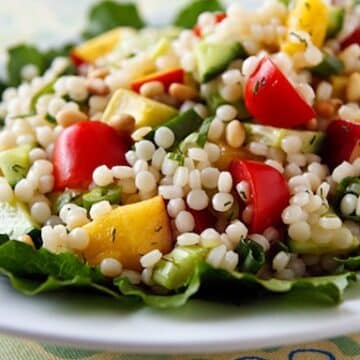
[235,238,265,274]
[82,185,122,210]
[311,53,344,77]
[340,25,360,50]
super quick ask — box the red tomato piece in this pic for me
[131,68,185,93]
[244,57,316,128]
[70,50,86,68]
[53,121,129,190]
[340,25,360,50]
[188,208,216,234]
[193,12,227,37]
[229,160,290,233]
[322,119,360,170]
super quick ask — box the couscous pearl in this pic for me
[122,270,141,285]
[14,179,34,202]
[189,169,202,189]
[35,126,54,148]
[221,250,239,272]
[220,233,233,250]
[290,191,310,207]
[248,234,270,251]
[175,210,195,233]
[161,157,178,176]
[288,221,311,242]
[141,268,153,286]
[356,197,360,216]
[265,159,284,173]
[303,194,322,212]
[248,142,268,156]
[119,178,137,194]
[208,118,224,141]
[222,69,243,85]
[177,232,200,246]
[332,227,353,249]
[159,185,183,200]
[263,226,280,242]
[216,104,237,122]
[59,204,84,223]
[287,154,307,168]
[200,228,221,248]
[133,159,148,174]
[68,228,89,250]
[112,166,134,179]
[236,180,250,202]
[201,167,219,189]
[0,181,13,202]
[285,163,302,178]
[140,249,163,268]
[92,165,113,186]
[66,213,89,230]
[135,171,156,193]
[204,142,221,163]
[319,216,342,230]
[135,140,156,161]
[226,120,246,148]
[100,258,123,278]
[207,244,227,268]
[151,147,166,169]
[167,198,186,218]
[217,171,233,193]
[154,127,175,149]
[281,135,303,154]
[272,251,290,272]
[282,205,303,224]
[212,192,234,212]
[125,150,137,166]
[188,148,208,162]
[332,162,355,183]
[89,201,112,220]
[173,167,189,187]
[186,189,209,210]
[29,148,47,163]
[38,175,55,194]
[31,201,51,223]
[225,220,248,244]
[308,162,328,180]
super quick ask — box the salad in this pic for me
[0,0,359,309]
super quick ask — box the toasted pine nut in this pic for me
[56,109,87,127]
[305,117,318,131]
[314,100,335,118]
[109,114,135,134]
[346,72,360,102]
[169,83,199,101]
[139,81,165,98]
[131,126,152,141]
[86,78,110,96]
[88,68,110,79]
[225,120,246,148]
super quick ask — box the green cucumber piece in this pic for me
[0,201,39,240]
[311,53,344,77]
[195,41,247,83]
[326,6,345,39]
[0,145,31,186]
[244,123,325,154]
[82,185,121,210]
[153,246,208,290]
[145,109,203,145]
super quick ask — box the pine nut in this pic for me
[346,72,360,102]
[86,78,110,96]
[109,114,135,134]
[314,101,335,118]
[169,83,199,101]
[88,68,109,79]
[56,109,87,127]
[225,120,245,148]
[139,81,165,98]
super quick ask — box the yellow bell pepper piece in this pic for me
[83,196,173,271]
[102,89,178,129]
[72,28,122,63]
[282,0,329,54]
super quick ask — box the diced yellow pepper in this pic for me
[282,0,329,54]
[72,28,123,63]
[150,37,171,60]
[83,196,173,271]
[331,75,348,99]
[102,89,178,128]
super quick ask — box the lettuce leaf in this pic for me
[0,239,118,297]
[82,1,145,39]
[115,263,356,308]
[336,255,360,271]
[173,0,224,28]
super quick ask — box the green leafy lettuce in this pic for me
[173,0,224,28]
[82,1,145,39]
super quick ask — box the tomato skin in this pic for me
[193,12,226,37]
[131,68,185,93]
[53,121,129,190]
[322,119,360,170]
[229,160,290,233]
[188,208,216,234]
[244,57,316,129]
[340,26,360,50]
[70,50,86,68]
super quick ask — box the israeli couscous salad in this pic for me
[0,0,359,308]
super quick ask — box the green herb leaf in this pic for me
[197,116,213,147]
[173,0,224,28]
[235,239,265,274]
[45,113,57,124]
[83,1,145,39]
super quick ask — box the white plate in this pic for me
[0,277,359,353]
